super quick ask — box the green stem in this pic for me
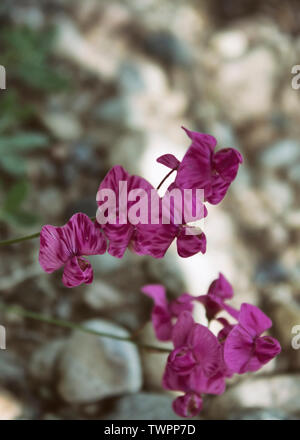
[0,216,97,247]
[0,232,40,246]
[156,168,176,191]
[0,302,171,354]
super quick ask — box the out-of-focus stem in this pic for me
[0,302,171,354]
[0,216,96,246]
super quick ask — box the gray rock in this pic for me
[206,375,300,419]
[41,111,82,141]
[107,131,146,173]
[255,261,288,285]
[228,408,297,420]
[0,351,25,386]
[57,319,142,403]
[215,48,276,124]
[261,177,294,215]
[83,281,124,311]
[70,142,97,168]
[11,5,45,29]
[260,140,300,169]
[103,392,184,420]
[30,339,66,382]
[146,256,185,294]
[118,62,145,94]
[56,19,118,81]
[208,121,239,149]
[88,253,125,275]
[36,187,65,221]
[234,188,273,229]
[94,97,129,124]
[288,163,300,184]
[142,30,193,67]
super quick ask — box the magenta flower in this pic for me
[216,317,236,378]
[136,185,207,259]
[135,217,206,259]
[97,165,155,258]
[141,284,193,341]
[224,303,281,374]
[163,311,226,417]
[217,317,235,344]
[39,213,107,288]
[156,154,180,170]
[98,166,207,259]
[196,273,239,321]
[172,392,203,418]
[157,127,243,205]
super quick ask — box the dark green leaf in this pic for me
[0,132,49,154]
[10,209,39,227]
[3,180,28,213]
[0,155,26,176]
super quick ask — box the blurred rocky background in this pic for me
[0,0,300,420]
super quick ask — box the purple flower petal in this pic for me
[69,213,107,256]
[97,165,159,258]
[157,154,180,170]
[196,273,237,321]
[182,126,217,151]
[224,304,281,374]
[39,225,70,273]
[131,222,176,258]
[176,228,206,258]
[255,336,281,365]
[106,224,134,258]
[169,347,197,374]
[172,311,194,348]
[208,273,234,300]
[224,324,281,374]
[196,295,223,321]
[222,303,239,321]
[62,256,93,288]
[239,303,272,337]
[190,366,226,395]
[169,293,194,316]
[207,148,243,205]
[188,324,224,378]
[175,128,216,198]
[162,362,189,391]
[224,325,254,373]
[141,284,167,308]
[213,148,243,182]
[174,127,242,205]
[172,393,203,418]
[39,213,106,273]
[141,284,173,341]
[217,318,236,343]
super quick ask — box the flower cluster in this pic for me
[142,273,281,418]
[37,125,280,420]
[39,127,242,287]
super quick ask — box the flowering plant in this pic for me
[39,127,243,285]
[142,274,280,417]
[1,126,280,418]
